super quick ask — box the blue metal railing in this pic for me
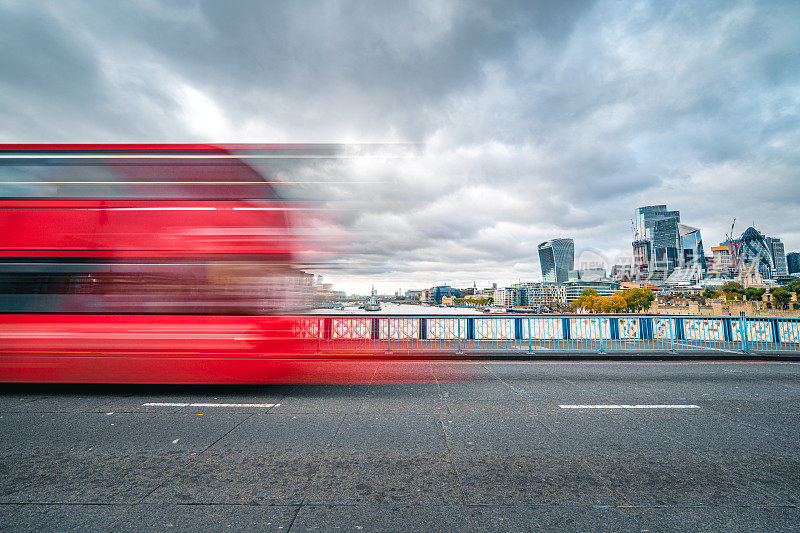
[294,315,800,355]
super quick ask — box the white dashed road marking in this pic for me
[559,404,700,409]
[142,402,278,408]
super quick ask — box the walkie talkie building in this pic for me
[538,238,575,284]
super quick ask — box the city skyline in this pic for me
[323,210,796,296]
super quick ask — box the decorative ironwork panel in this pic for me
[522,318,563,339]
[291,318,322,338]
[653,318,672,339]
[474,318,515,340]
[379,318,419,339]
[570,317,610,339]
[683,318,724,341]
[331,318,371,339]
[778,321,800,344]
[618,318,640,339]
[731,320,773,343]
[426,318,468,340]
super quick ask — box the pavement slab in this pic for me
[641,506,800,533]
[468,505,652,533]
[290,504,472,532]
[114,504,299,532]
[304,414,461,505]
[0,504,126,532]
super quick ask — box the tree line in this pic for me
[570,288,655,313]
[452,297,493,306]
[703,281,799,310]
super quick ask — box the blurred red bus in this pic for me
[0,144,322,383]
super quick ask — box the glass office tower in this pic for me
[737,227,776,279]
[538,238,574,284]
[678,223,706,271]
[765,237,788,277]
[633,205,681,273]
[788,252,800,275]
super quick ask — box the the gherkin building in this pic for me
[737,227,776,279]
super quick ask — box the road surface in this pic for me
[2,361,799,532]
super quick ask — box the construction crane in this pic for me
[726,218,741,272]
[726,218,736,242]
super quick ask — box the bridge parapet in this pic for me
[296,314,800,355]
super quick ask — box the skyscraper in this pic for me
[538,238,574,284]
[787,252,800,275]
[737,227,776,279]
[765,237,788,277]
[678,223,706,271]
[633,205,681,273]
[730,228,790,279]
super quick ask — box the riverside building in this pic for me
[512,282,567,308]
[563,280,620,303]
[493,287,521,307]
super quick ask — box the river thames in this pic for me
[310,302,485,315]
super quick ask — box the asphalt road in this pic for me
[2,361,800,532]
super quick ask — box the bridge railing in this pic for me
[293,315,800,355]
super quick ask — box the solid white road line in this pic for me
[142,402,278,408]
[559,404,700,409]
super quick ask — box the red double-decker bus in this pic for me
[0,144,325,383]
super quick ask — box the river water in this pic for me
[309,302,485,315]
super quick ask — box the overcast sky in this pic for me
[1,0,799,294]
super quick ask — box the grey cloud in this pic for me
[1,0,799,293]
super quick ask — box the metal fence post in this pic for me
[598,318,605,354]
[387,318,392,354]
[457,318,462,354]
[669,317,676,354]
[740,316,749,354]
[527,316,532,354]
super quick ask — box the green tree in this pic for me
[702,288,719,299]
[721,281,744,293]
[744,288,766,301]
[785,280,800,295]
[602,293,628,313]
[621,288,655,312]
[721,281,745,300]
[570,289,599,312]
[772,288,791,309]
[571,290,629,314]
